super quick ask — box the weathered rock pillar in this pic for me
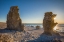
[7,6,24,31]
[43,12,58,35]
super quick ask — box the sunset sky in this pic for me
[0,0,64,24]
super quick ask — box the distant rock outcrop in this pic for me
[43,12,58,35]
[36,25,40,29]
[7,6,24,31]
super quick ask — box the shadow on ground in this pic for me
[27,34,63,42]
[0,28,22,33]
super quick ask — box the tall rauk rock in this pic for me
[43,12,58,35]
[7,6,24,31]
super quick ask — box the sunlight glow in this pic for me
[54,18,56,20]
[53,26,57,30]
[53,25,59,31]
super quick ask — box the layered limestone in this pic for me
[0,34,14,42]
[43,12,58,35]
[7,6,24,31]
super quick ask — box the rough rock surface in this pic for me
[0,34,14,42]
[7,6,24,31]
[0,26,63,42]
[43,12,58,35]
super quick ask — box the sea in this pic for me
[24,23,64,32]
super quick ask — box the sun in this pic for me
[54,18,56,20]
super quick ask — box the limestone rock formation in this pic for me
[0,34,14,42]
[7,6,24,31]
[43,12,58,35]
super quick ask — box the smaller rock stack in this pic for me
[43,12,58,35]
[7,6,24,31]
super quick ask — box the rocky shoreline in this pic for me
[0,26,64,42]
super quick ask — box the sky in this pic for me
[0,0,64,24]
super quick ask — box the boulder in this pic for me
[36,25,40,29]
